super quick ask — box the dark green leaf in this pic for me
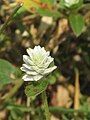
[69,14,85,36]
[6,103,31,112]
[0,72,11,85]
[47,75,56,84]
[47,70,60,84]
[25,79,48,97]
[0,59,16,74]
[37,8,60,19]
[0,59,16,86]
[14,6,27,19]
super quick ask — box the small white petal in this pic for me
[44,57,54,68]
[26,71,38,75]
[22,64,32,70]
[34,46,45,57]
[40,56,48,66]
[26,48,34,60]
[34,45,41,53]
[31,65,45,73]
[33,74,43,81]
[41,47,47,55]
[36,45,41,50]
[43,66,57,75]
[20,66,35,74]
[22,74,33,81]
[22,74,43,81]
[20,67,29,72]
[41,48,50,58]
[23,55,34,66]
[21,64,40,75]
[64,0,79,7]
[46,51,50,56]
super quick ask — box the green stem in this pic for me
[0,3,23,34]
[1,79,23,101]
[49,106,90,114]
[26,97,31,120]
[42,91,50,120]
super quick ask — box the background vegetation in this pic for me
[0,0,90,119]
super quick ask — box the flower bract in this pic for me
[21,46,57,81]
[64,0,79,7]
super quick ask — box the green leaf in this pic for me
[47,75,56,84]
[14,6,27,19]
[41,0,54,4]
[25,79,48,98]
[48,70,61,84]
[6,102,31,112]
[69,14,84,36]
[19,0,39,12]
[0,59,16,86]
[37,8,60,18]
[0,72,12,85]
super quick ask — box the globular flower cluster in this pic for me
[64,0,79,7]
[21,46,57,81]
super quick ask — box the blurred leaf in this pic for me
[0,33,5,42]
[16,0,40,12]
[0,59,16,86]
[14,67,22,79]
[0,59,16,74]
[41,0,54,4]
[6,102,31,112]
[69,14,85,36]
[47,75,56,84]
[0,72,12,85]
[37,8,60,18]
[14,6,27,19]
[16,0,59,18]
[6,103,26,120]
[83,53,90,66]
[10,110,24,120]
[47,70,60,85]
[25,79,48,98]
[10,111,18,120]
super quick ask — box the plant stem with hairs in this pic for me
[42,91,50,120]
[26,97,31,120]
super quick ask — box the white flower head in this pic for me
[20,46,57,81]
[64,0,79,7]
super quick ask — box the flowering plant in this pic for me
[20,45,57,120]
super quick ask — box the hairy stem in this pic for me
[42,91,50,120]
[26,97,31,120]
[1,79,23,101]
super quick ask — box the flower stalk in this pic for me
[42,91,50,120]
[26,97,31,120]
